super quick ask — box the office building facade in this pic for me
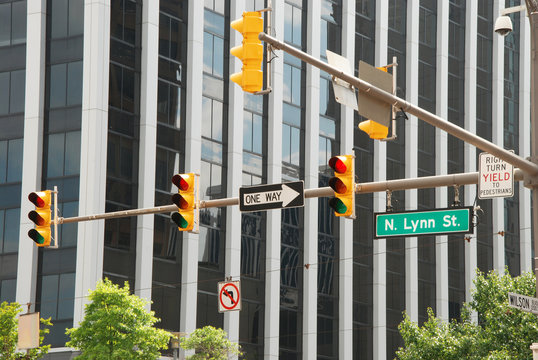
[0,0,532,358]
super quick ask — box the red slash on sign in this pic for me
[218,281,241,312]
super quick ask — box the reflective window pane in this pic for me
[47,133,65,177]
[64,131,80,175]
[7,138,23,182]
[10,70,25,114]
[11,1,26,44]
[0,73,8,114]
[67,61,83,106]
[0,141,7,183]
[50,64,67,108]
[51,0,68,39]
[3,208,20,253]
[0,3,10,46]
[68,0,84,36]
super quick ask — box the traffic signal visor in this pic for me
[359,119,389,140]
[28,191,52,247]
[328,155,355,218]
[171,173,196,232]
[230,11,264,93]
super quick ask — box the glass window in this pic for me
[0,279,16,303]
[64,131,81,175]
[50,64,67,108]
[0,73,8,114]
[0,141,6,183]
[67,61,83,106]
[0,3,10,47]
[51,0,69,39]
[68,0,84,37]
[11,1,26,45]
[47,133,65,177]
[6,138,22,183]
[3,208,20,253]
[10,70,25,114]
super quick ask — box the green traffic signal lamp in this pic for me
[328,198,348,215]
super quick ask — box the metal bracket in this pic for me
[524,156,538,189]
[451,185,461,208]
[386,190,393,212]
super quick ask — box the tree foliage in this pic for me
[65,278,171,359]
[180,326,242,360]
[397,269,538,360]
[0,301,51,360]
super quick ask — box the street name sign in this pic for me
[508,292,538,315]
[239,181,304,212]
[374,207,473,238]
[478,152,514,199]
[218,281,241,313]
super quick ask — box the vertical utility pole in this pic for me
[524,0,538,297]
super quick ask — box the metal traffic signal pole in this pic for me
[524,0,538,297]
[258,32,538,177]
[56,169,527,225]
[259,29,538,294]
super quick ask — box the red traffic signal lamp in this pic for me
[230,11,264,93]
[328,155,355,218]
[28,191,52,246]
[171,173,198,232]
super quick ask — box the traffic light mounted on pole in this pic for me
[171,173,199,233]
[328,155,356,218]
[28,190,52,247]
[230,11,264,93]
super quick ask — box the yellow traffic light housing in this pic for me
[328,155,356,218]
[358,119,389,140]
[28,191,52,246]
[230,11,264,93]
[171,173,199,232]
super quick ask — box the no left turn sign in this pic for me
[218,281,241,312]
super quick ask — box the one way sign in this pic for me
[239,181,304,212]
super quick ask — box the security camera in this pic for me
[494,15,513,36]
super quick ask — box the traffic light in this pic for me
[358,119,389,140]
[230,11,264,93]
[328,155,355,218]
[28,191,52,246]
[171,173,198,232]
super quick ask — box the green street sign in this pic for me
[374,207,473,238]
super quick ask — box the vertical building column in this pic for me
[373,1,388,359]
[464,0,478,304]
[180,0,203,347]
[518,13,532,274]
[135,0,159,307]
[303,0,320,358]
[16,0,47,309]
[73,0,111,325]
[224,0,245,350]
[435,0,449,321]
[265,1,284,358]
[491,0,505,274]
[404,0,420,324]
[338,0,355,358]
